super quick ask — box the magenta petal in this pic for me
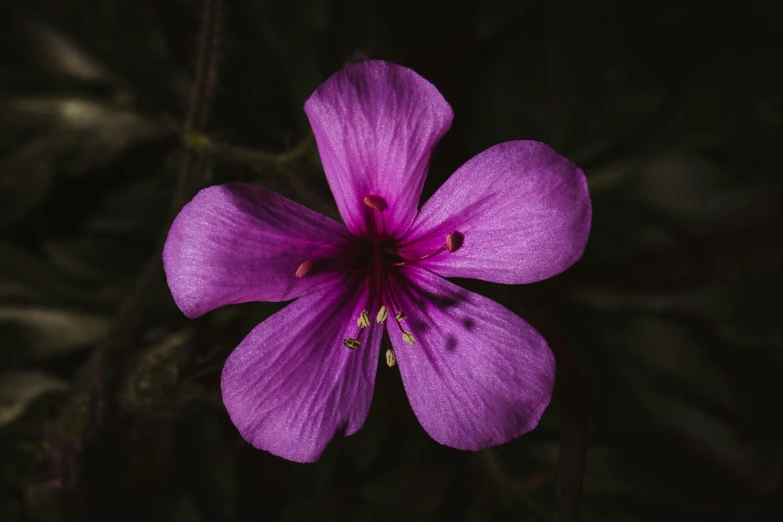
[305,60,453,238]
[221,278,382,463]
[388,266,555,450]
[402,141,591,284]
[163,183,350,318]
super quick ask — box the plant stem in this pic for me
[48,0,226,514]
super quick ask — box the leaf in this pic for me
[2,96,167,173]
[0,370,68,427]
[571,282,733,319]
[0,138,56,228]
[631,154,777,232]
[0,97,167,229]
[0,242,122,307]
[41,237,146,284]
[0,307,110,362]
[616,317,758,482]
[177,405,237,522]
[10,14,114,84]
[626,317,736,409]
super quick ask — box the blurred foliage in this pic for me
[0,0,781,521]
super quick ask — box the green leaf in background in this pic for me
[0,370,68,428]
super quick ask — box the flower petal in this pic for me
[305,60,453,238]
[387,266,555,450]
[401,141,591,284]
[163,183,350,318]
[221,277,382,463]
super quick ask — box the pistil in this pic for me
[331,196,460,352]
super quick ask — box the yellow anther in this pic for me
[402,331,416,345]
[357,309,370,328]
[343,337,361,350]
[376,305,388,324]
[395,311,406,321]
[385,348,397,367]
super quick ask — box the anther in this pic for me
[395,311,406,321]
[376,305,388,324]
[357,309,370,328]
[363,195,387,211]
[385,348,397,367]
[343,337,361,350]
[446,232,463,253]
[295,260,315,278]
[402,331,416,345]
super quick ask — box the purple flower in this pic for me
[163,60,591,463]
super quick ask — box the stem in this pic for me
[515,293,590,522]
[186,0,224,133]
[184,132,314,167]
[49,0,226,512]
[553,364,590,522]
[388,244,448,266]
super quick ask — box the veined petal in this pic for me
[401,141,591,284]
[163,183,350,318]
[388,266,555,451]
[305,60,453,238]
[221,278,382,463]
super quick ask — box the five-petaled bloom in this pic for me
[163,60,591,463]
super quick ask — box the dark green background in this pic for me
[1,0,781,521]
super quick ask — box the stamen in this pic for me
[363,195,387,211]
[390,232,463,267]
[295,260,315,278]
[388,246,445,266]
[357,309,370,328]
[402,332,416,345]
[376,305,388,324]
[343,337,361,350]
[385,348,397,367]
[395,311,406,321]
[446,231,463,253]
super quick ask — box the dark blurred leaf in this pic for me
[0,307,110,364]
[632,154,778,233]
[0,243,117,306]
[0,370,67,428]
[40,237,146,285]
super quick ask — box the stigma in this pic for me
[295,193,466,356]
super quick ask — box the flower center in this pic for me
[295,194,462,361]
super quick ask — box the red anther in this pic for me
[363,195,388,211]
[295,260,315,278]
[446,231,463,253]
